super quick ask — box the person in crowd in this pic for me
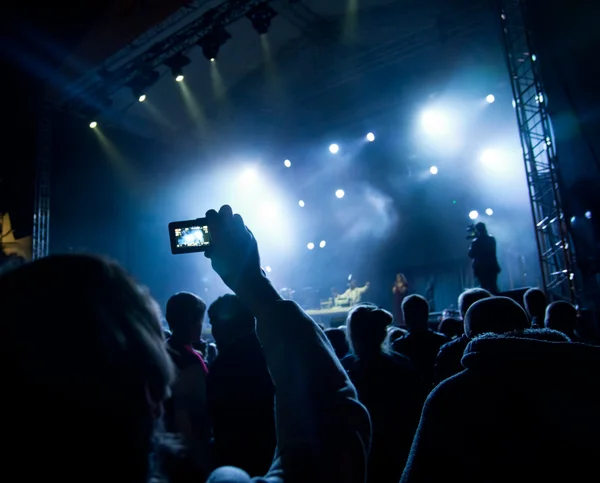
[437,317,463,339]
[164,292,212,482]
[392,294,447,386]
[392,273,409,325]
[387,326,407,344]
[468,222,501,293]
[400,296,600,483]
[524,287,547,328]
[204,205,371,483]
[433,288,491,385]
[342,304,424,483]
[0,254,175,483]
[545,300,579,341]
[325,327,350,360]
[207,294,276,477]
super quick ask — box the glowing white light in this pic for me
[420,110,450,135]
[486,208,494,216]
[298,200,305,208]
[570,216,576,223]
[486,94,495,104]
[260,203,279,220]
[585,211,592,219]
[239,168,258,186]
[335,189,345,199]
[480,149,501,167]
[329,144,340,154]
[531,54,537,61]
[265,266,272,273]
[512,99,516,108]
[430,166,438,175]
[138,94,146,102]
[89,121,98,129]
[366,132,375,142]
[210,58,216,63]
[469,210,479,220]
[284,159,291,168]
[319,240,327,248]
[175,74,184,82]
[307,242,315,250]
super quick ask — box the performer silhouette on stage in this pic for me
[338,278,370,306]
[468,222,501,293]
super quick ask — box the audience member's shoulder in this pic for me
[439,334,468,351]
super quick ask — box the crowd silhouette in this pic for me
[1,204,599,483]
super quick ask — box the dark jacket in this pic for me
[207,334,276,477]
[401,329,600,483]
[392,330,447,386]
[342,351,425,483]
[468,234,500,277]
[433,334,469,385]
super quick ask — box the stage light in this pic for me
[532,54,537,61]
[175,74,184,82]
[480,148,501,166]
[421,110,450,135]
[284,159,291,168]
[319,240,327,248]
[246,3,278,35]
[165,54,191,81]
[307,242,315,250]
[265,266,272,273]
[329,143,340,154]
[486,208,494,216]
[469,210,479,220]
[138,94,146,102]
[335,189,345,199]
[486,94,495,104]
[298,200,305,207]
[512,99,517,108]
[89,121,97,129]
[585,211,592,219]
[570,216,576,224]
[239,168,258,186]
[366,132,375,142]
[198,26,232,61]
[430,166,438,175]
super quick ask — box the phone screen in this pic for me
[169,219,211,254]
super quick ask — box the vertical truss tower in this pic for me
[33,101,52,260]
[497,0,577,303]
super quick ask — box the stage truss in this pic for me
[497,0,577,303]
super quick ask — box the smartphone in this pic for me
[169,218,212,254]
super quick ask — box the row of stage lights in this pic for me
[87,4,278,126]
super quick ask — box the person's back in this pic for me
[392,295,446,386]
[207,295,276,477]
[164,292,212,482]
[402,329,600,482]
[545,300,579,340]
[342,304,425,483]
[524,287,547,328]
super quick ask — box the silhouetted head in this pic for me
[0,254,174,482]
[208,294,256,348]
[545,300,577,337]
[402,294,429,332]
[464,296,529,339]
[346,303,393,358]
[475,222,488,236]
[438,317,463,339]
[524,287,547,320]
[458,288,492,318]
[166,292,206,344]
[325,328,350,360]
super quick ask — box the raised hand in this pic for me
[204,205,262,293]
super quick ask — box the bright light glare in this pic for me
[329,144,340,154]
[469,210,479,220]
[138,94,146,102]
[239,168,258,186]
[486,94,495,104]
[319,240,327,248]
[260,203,279,220]
[366,132,375,142]
[210,58,216,63]
[89,121,97,129]
[429,166,438,175]
[265,266,272,273]
[335,189,345,199]
[307,242,315,250]
[480,149,501,167]
[585,211,592,219]
[486,208,494,216]
[420,110,450,135]
[298,200,305,208]
[284,159,291,168]
[175,74,184,82]
[532,54,537,61]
